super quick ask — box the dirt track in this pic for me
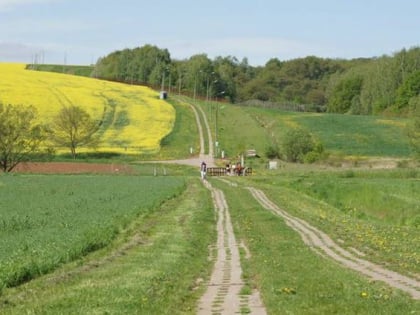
[248,187,420,300]
[198,180,267,314]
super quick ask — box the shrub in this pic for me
[282,127,314,162]
[265,144,281,159]
[303,151,320,164]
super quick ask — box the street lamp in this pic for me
[208,79,218,121]
[214,90,225,157]
[206,72,215,102]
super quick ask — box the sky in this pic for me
[0,0,419,66]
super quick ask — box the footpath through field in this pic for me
[247,186,420,300]
[197,180,267,314]
[150,97,216,168]
[178,99,267,313]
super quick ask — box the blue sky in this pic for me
[0,0,419,66]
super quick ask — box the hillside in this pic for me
[0,63,175,155]
[93,44,420,115]
[188,99,413,166]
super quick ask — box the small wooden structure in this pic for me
[207,167,227,176]
[206,167,252,176]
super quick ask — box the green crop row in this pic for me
[0,175,186,291]
[0,178,215,314]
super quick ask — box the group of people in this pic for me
[200,161,246,180]
[225,162,244,176]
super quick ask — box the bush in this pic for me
[265,144,281,159]
[282,127,314,162]
[282,127,325,163]
[303,151,320,164]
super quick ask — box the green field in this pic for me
[26,64,95,77]
[210,104,412,162]
[0,175,185,290]
[243,169,419,275]
[214,177,419,314]
[0,89,419,313]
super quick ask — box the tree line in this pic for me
[94,44,420,116]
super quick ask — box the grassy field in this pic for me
[146,97,200,160]
[1,170,418,314]
[241,107,411,158]
[27,64,95,77]
[241,168,419,276]
[1,71,419,313]
[0,178,214,314]
[214,177,419,314]
[0,63,175,154]
[0,174,186,291]
[195,102,412,166]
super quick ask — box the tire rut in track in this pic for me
[247,187,420,300]
[198,180,267,314]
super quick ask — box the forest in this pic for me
[93,44,420,116]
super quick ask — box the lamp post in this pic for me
[206,72,215,102]
[214,91,225,157]
[206,72,216,121]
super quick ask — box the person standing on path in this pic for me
[200,161,207,180]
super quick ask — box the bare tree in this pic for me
[50,105,99,159]
[0,103,46,172]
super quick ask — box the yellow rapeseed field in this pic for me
[0,63,175,154]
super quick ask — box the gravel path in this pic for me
[198,180,267,314]
[248,187,420,300]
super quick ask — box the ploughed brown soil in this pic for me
[13,162,136,175]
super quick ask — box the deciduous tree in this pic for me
[0,103,45,172]
[50,105,99,159]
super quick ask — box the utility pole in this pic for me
[63,51,67,73]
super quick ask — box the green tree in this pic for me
[281,127,316,162]
[396,70,420,110]
[328,75,363,113]
[407,96,420,158]
[182,54,213,97]
[50,106,99,159]
[0,103,46,172]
